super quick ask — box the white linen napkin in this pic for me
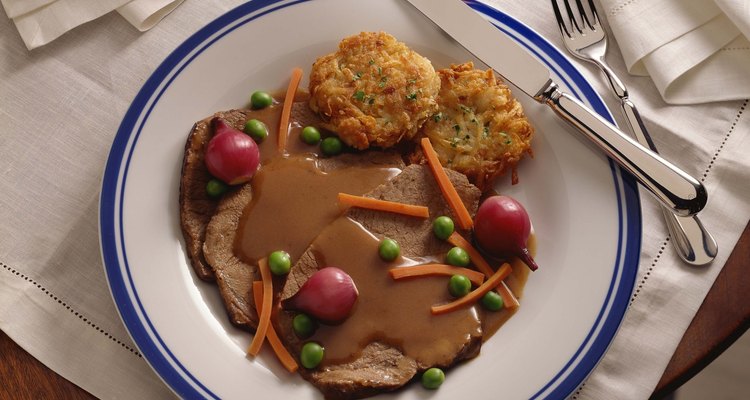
[597,0,750,104]
[0,0,184,50]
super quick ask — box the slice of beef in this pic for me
[277,164,481,400]
[203,152,405,331]
[180,100,336,282]
[179,109,252,281]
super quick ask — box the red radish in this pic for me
[473,195,539,271]
[204,118,260,185]
[283,267,359,324]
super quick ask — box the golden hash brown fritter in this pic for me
[308,32,440,150]
[419,62,534,188]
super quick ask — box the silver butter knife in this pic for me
[404,0,707,217]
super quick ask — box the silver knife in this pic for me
[404,0,707,217]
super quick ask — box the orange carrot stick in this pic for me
[278,67,303,154]
[497,281,520,309]
[420,138,473,230]
[389,264,485,286]
[446,232,493,277]
[248,258,273,356]
[431,263,512,315]
[252,281,299,372]
[338,193,430,218]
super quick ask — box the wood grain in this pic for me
[652,220,750,399]
[0,330,95,400]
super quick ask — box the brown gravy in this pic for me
[307,217,481,367]
[236,156,399,263]
[234,100,400,264]
[480,234,534,339]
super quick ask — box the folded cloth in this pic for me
[598,0,750,104]
[0,0,184,50]
[117,0,184,31]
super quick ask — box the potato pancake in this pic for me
[420,62,534,189]
[308,32,440,149]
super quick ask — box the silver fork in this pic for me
[552,0,718,265]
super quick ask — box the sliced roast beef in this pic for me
[203,151,404,331]
[276,164,482,400]
[179,109,252,281]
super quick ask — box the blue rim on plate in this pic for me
[99,1,641,398]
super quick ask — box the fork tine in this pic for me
[587,0,601,28]
[551,0,572,38]
[561,0,582,34]
[575,0,594,30]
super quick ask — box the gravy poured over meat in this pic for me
[232,96,402,265]
[308,217,481,367]
[236,157,400,264]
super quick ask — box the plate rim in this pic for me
[99,1,641,399]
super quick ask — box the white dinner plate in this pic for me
[100,1,641,399]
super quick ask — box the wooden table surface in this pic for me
[2,223,749,399]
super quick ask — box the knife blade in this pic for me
[404,0,707,216]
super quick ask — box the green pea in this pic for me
[300,342,325,369]
[300,126,321,145]
[421,367,445,389]
[244,119,268,142]
[206,178,228,198]
[293,313,317,338]
[446,247,470,267]
[432,216,455,240]
[378,238,400,261]
[250,91,273,109]
[268,250,291,276]
[320,136,343,156]
[448,274,471,298]
[481,291,504,311]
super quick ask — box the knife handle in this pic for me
[620,98,717,264]
[540,83,707,216]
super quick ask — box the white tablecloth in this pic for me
[1,1,748,399]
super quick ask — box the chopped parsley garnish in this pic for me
[433,113,443,122]
[378,76,388,88]
[500,132,512,145]
[369,59,375,65]
[377,66,382,75]
[353,91,366,101]
[406,92,418,100]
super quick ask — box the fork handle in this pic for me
[620,98,718,264]
[593,57,628,99]
[540,83,707,217]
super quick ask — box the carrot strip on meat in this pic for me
[252,281,299,372]
[497,281,520,309]
[278,67,304,154]
[338,193,430,218]
[431,263,512,315]
[447,232,518,309]
[389,264,485,286]
[446,232,494,277]
[420,138,473,230]
[248,258,274,356]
